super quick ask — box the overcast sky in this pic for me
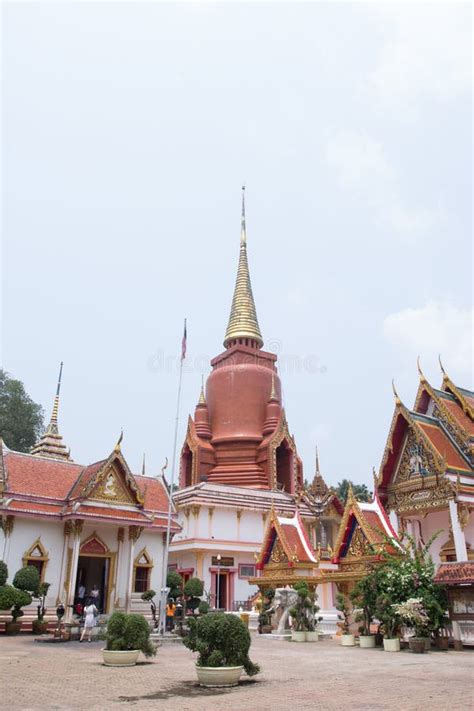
[2,2,472,488]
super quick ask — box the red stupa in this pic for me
[180,188,303,492]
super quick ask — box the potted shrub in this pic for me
[184,611,260,687]
[375,593,400,652]
[350,572,378,648]
[102,612,156,667]
[289,582,315,642]
[0,585,32,634]
[393,598,431,654]
[141,589,158,629]
[33,582,51,635]
[336,593,355,646]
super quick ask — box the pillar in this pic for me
[1,515,15,564]
[65,520,83,622]
[125,526,143,612]
[449,500,468,562]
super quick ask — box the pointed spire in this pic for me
[224,186,263,349]
[198,374,206,405]
[142,452,146,476]
[31,362,72,461]
[114,429,123,452]
[417,356,427,382]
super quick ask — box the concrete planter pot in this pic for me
[383,638,400,652]
[409,637,427,654]
[359,635,376,648]
[292,631,306,642]
[32,620,49,635]
[196,665,244,688]
[305,631,319,642]
[341,634,355,647]
[5,622,22,635]
[101,649,140,667]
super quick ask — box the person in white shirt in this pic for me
[79,599,98,643]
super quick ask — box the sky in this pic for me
[2,1,472,489]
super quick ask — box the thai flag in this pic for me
[181,319,187,360]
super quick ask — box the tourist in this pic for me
[79,599,98,643]
[77,583,86,603]
[89,584,100,610]
[166,599,176,632]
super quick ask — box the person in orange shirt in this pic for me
[166,599,176,632]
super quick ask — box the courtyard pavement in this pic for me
[0,634,472,710]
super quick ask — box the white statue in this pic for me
[269,587,299,634]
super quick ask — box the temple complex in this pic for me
[169,190,341,613]
[0,366,178,628]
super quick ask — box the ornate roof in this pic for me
[223,187,263,349]
[256,508,317,568]
[0,439,179,532]
[332,488,400,561]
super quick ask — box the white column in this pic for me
[449,500,468,562]
[65,521,83,621]
[125,526,142,612]
[2,515,15,565]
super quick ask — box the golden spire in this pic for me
[223,186,263,349]
[198,374,206,404]
[315,445,320,475]
[31,362,72,461]
[114,429,124,452]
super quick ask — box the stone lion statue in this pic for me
[269,587,299,634]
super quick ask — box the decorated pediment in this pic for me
[80,533,109,555]
[394,431,436,485]
[256,510,317,570]
[76,448,145,507]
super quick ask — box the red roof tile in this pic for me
[4,500,62,516]
[441,399,474,436]
[5,452,83,498]
[135,475,169,512]
[417,422,470,470]
[280,523,313,563]
[67,459,107,499]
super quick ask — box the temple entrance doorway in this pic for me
[215,571,228,610]
[76,555,110,613]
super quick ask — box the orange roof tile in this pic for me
[135,475,169,512]
[5,452,83,498]
[417,422,470,471]
[441,399,474,436]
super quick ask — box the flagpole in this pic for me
[158,319,186,637]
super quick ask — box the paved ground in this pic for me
[0,634,473,710]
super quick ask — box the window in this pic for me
[238,564,256,579]
[133,549,153,593]
[212,556,234,567]
[134,566,150,593]
[23,539,49,583]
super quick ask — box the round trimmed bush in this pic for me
[105,612,156,658]
[184,577,204,598]
[13,566,40,594]
[184,612,260,675]
[0,561,8,586]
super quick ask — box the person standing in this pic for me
[89,584,100,612]
[166,599,176,632]
[79,599,98,643]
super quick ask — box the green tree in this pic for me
[167,570,183,599]
[0,370,44,452]
[335,479,372,503]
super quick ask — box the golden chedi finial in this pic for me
[198,374,206,404]
[223,186,263,349]
[31,362,72,461]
